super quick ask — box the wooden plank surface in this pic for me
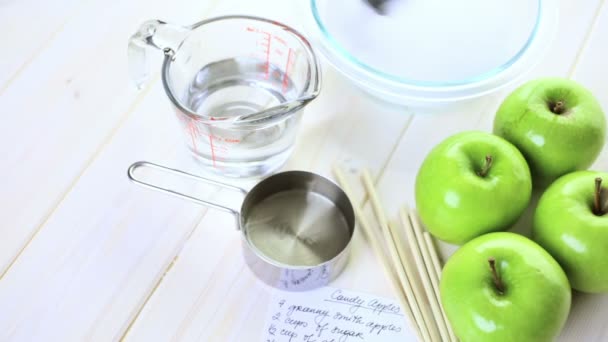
[0,0,606,341]
[0,82,209,341]
[0,0,221,276]
[0,0,225,340]
[0,0,85,89]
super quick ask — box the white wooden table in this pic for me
[1,0,607,340]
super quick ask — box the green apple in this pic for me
[533,170,608,293]
[415,131,532,244]
[441,232,571,342]
[494,77,606,188]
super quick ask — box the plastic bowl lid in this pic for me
[309,0,559,104]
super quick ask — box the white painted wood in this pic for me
[0,0,228,340]
[0,0,83,88]
[0,78,227,341]
[0,0,221,276]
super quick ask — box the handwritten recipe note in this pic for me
[262,287,416,342]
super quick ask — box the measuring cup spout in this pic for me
[128,20,190,89]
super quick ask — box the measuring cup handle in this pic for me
[127,161,247,222]
[128,20,190,89]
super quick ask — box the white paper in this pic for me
[262,287,416,342]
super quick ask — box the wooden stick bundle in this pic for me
[422,231,456,341]
[332,166,425,341]
[360,170,438,342]
[404,209,456,342]
[354,168,457,342]
[423,232,443,282]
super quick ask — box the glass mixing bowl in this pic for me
[308,0,559,107]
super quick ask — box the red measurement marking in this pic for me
[209,133,217,167]
[208,118,217,168]
[282,48,293,94]
[187,121,199,154]
[263,32,271,79]
[273,35,287,46]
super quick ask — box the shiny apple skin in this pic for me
[415,131,532,245]
[441,232,571,342]
[533,170,608,293]
[494,77,606,188]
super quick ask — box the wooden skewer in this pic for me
[400,208,451,342]
[409,210,442,306]
[387,221,441,341]
[332,166,424,342]
[422,231,457,342]
[406,210,457,341]
[360,170,437,342]
[423,232,443,283]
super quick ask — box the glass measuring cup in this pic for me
[128,16,321,177]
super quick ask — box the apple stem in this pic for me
[477,155,493,178]
[594,177,603,216]
[551,100,566,114]
[488,258,505,294]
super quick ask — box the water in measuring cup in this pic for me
[183,57,301,177]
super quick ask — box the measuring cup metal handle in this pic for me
[127,161,247,225]
[128,20,190,89]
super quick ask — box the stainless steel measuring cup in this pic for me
[128,16,321,178]
[128,161,355,291]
